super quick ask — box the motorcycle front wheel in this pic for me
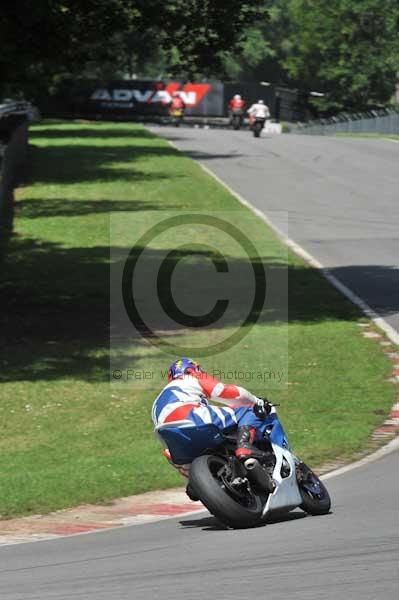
[297,462,331,515]
[189,454,264,529]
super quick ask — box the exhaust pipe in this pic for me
[244,458,275,493]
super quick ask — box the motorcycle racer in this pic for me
[169,91,186,112]
[247,99,270,120]
[152,358,272,486]
[228,93,246,112]
[228,94,246,129]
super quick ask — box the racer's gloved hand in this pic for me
[253,397,273,420]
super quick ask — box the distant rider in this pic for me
[169,91,186,113]
[247,99,270,125]
[228,93,246,113]
[152,358,272,489]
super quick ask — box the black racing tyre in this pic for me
[232,116,241,130]
[189,454,263,529]
[253,122,262,137]
[297,462,331,515]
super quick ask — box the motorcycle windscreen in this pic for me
[157,424,224,464]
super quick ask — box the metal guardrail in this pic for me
[0,100,31,118]
[290,106,399,135]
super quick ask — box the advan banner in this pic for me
[69,80,224,117]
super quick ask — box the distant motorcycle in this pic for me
[169,107,184,127]
[247,101,270,138]
[230,109,244,130]
[155,402,331,529]
[252,116,266,138]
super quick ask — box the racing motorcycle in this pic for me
[156,405,331,529]
[230,109,244,130]
[251,116,266,138]
[169,107,184,127]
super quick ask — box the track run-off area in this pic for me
[1,129,398,599]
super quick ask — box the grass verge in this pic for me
[0,120,395,518]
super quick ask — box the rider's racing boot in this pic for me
[235,426,275,492]
[235,425,267,460]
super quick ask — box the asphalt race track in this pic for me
[1,450,398,599]
[1,129,398,598]
[152,127,399,336]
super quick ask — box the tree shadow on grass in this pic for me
[28,144,182,185]
[0,236,156,383]
[1,234,388,384]
[29,127,158,140]
[16,198,176,219]
[112,245,367,336]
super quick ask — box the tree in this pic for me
[132,1,269,78]
[210,0,399,113]
[0,1,268,98]
[282,0,399,111]
[0,1,135,97]
[220,26,275,80]
[219,2,289,82]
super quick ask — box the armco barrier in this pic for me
[0,105,29,237]
[290,106,399,136]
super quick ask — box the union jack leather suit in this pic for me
[152,371,268,476]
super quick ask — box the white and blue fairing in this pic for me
[260,414,302,517]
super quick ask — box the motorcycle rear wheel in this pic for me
[297,462,331,515]
[189,454,263,529]
[253,122,262,137]
[232,116,241,130]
